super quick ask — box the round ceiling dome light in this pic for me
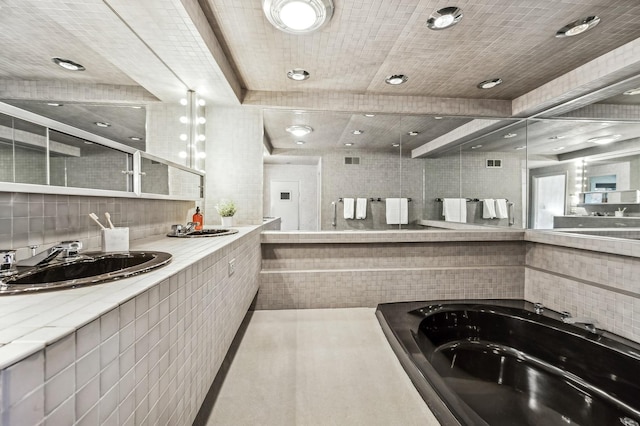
[427,7,463,30]
[263,0,334,34]
[385,74,408,85]
[477,78,502,89]
[587,134,622,145]
[286,125,313,136]
[52,57,85,71]
[556,16,600,38]
[287,68,310,81]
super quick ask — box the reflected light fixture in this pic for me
[471,144,483,149]
[295,140,306,145]
[352,130,364,135]
[287,68,310,81]
[286,125,313,136]
[623,88,640,96]
[477,78,502,89]
[587,134,622,145]
[503,133,517,139]
[94,122,111,128]
[385,74,408,85]
[263,0,334,34]
[556,16,600,38]
[407,131,420,136]
[47,103,62,107]
[392,143,400,147]
[129,137,143,141]
[52,57,85,71]
[344,143,354,147]
[427,7,463,30]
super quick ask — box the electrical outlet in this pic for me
[228,258,236,276]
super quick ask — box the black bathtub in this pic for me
[376,300,640,426]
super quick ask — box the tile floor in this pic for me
[204,308,440,425]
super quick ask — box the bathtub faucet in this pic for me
[561,314,600,334]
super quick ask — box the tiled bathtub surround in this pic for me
[0,227,262,425]
[258,229,640,344]
[0,192,194,255]
[257,231,526,310]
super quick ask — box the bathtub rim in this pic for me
[376,299,640,426]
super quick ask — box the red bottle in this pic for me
[193,207,203,230]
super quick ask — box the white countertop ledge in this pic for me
[0,225,259,369]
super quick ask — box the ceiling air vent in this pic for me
[486,159,502,168]
[344,157,360,165]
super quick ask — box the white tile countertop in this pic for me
[0,226,260,370]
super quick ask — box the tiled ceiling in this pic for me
[2,0,640,158]
[204,0,640,99]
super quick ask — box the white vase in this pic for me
[221,216,234,227]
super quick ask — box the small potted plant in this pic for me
[216,199,237,227]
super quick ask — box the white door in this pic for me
[270,181,300,231]
[532,174,566,229]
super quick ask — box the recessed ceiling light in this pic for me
[587,134,622,145]
[286,125,313,136]
[94,122,111,128]
[385,74,408,85]
[623,88,640,96]
[503,133,517,139]
[552,146,565,151]
[515,146,526,150]
[364,114,375,117]
[130,137,143,141]
[47,103,62,107]
[52,57,85,71]
[352,130,364,135]
[471,144,483,149]
[295,140,305,145]
[130,106,143,109]
[287,68,310,81]
[344,143,354,147]
[263,0,334,34]
[477,78,502,89]
[434,116,443,120]
[427,7,463,30]
[407,131,419,136]
[556,16,600,38]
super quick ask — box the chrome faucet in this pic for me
[0,250,17,277]
[561,313,600,334]
[17,241,85,267]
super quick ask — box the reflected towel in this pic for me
[495,199,509,219]
[356,198,367,220]
[386,198,408,225]
[482,198,496,219]
[442,198,467,223]
[343,198,355,220]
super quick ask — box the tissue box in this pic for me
[101,228,129,252]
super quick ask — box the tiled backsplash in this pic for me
[0,192,194,255]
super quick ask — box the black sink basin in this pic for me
[167,228,238,238]
[0,251,172,295]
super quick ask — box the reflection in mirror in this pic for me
[0,112,48,185]
[422,119,526,229]
[140,155,203,199]
[262,110,473,231]
[527,118,640,232]
[49,130,133,192]
[1,100,146,150]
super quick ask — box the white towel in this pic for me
[386,198,408,225]
[495,199,509,219]
[482,199,496,219]
[356,198,367,220]
[343,198,355,220]
[442,198,467,223]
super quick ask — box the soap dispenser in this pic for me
[193,207,203,230]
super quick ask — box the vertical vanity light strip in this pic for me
[45,127,51,185]
[187,90,196,169]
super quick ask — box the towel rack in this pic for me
[435,198,479,202]
[338,197,411,202]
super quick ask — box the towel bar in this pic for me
[338,197,411,202]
